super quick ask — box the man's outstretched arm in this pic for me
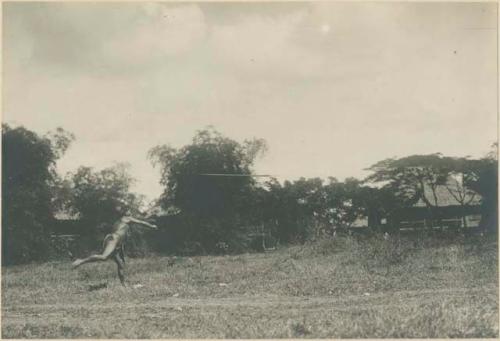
[125,216,158,229]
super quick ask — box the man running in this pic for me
[72,216,157,285]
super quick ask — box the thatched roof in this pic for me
[414,181,481,208]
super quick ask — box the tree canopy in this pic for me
[3,121,497,262]
[148,127,267,252]
[64,163,144,231]
[365,151,498,232]
[2,124,74,264]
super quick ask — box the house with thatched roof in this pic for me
[389,180,482,229]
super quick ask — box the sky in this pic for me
[3,2,498,202]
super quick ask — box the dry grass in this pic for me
[2,233,498,338]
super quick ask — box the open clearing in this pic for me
[2,234,499,338]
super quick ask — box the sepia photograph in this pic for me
[2,1,499,338]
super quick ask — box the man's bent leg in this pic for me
[72,236,118,268]
[72,254,108,268]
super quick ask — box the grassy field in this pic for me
[2,233,499,338]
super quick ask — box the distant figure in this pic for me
[383,232,390,240]
[72,216,157,285]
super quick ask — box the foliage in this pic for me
[459,147,498,233]
[4,120,497,261]
[44,127,75,159]
[275,178,325,242]
[148,127,267,252]
[365,150,498,232]
[365,154,452,207]
[2,124,73,264]
[323,177,365,229]
[64,163,144,233]
[256,177,381,242]
[47,163,148,255]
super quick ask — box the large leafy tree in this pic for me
[148,127,267,252]
[2,124,74,264]
[365,154,454,227]
[323,177,365,230]
[459,145,498,233]
[356,185,401,229]
[365,154,451,207]
[365,151,498,231]
[257,177,371,242]
[52,163,147,255]
[65,163,144,234]
[271,178,326,242]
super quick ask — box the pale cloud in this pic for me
[3,2,497,201]
[4,3,207,75]
[100,4,207,69]
[209,10,325,79]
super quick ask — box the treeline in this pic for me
[2,124,498,264]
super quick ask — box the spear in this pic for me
[198,174,274,177]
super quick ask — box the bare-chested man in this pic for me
[72,216,157,285]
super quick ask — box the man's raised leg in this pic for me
[72,236,117,268]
